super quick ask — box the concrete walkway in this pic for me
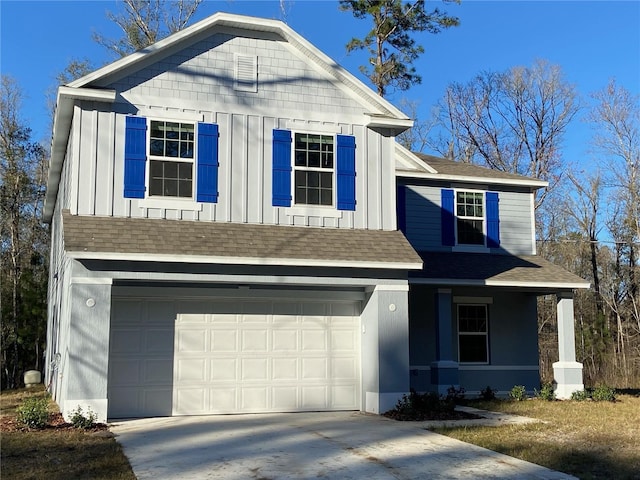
[110,411,575,480]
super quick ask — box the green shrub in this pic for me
[16,396,50,429]
[479,386,496,401]
[571,389,590,401]
[509,385,527,401]
[386,389,455,420]
[446,385,466,404]
[535,383,556,401]
[591,385,616,402]
[70,406,98,429]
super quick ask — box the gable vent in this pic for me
[234,54,257,93]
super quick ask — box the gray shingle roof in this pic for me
[413,154,542,183]
[411,251,589,289]
[62,211,422,269]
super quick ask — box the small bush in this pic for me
[16,396,50,429]
[591,385,617,402]
[571,389,590,401]
[70,406,98,429]
[535,383,556,401]
[385,389,455,420]
[479,386,496,401]
[446,385,466,404]
[509,385,527,401]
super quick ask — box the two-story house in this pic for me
[44,12,587,423]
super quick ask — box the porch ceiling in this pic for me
[411,251,590,291]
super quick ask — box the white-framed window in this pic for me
[457,304,489,363]
[456,190,485,245]
[148,120,195,198]
[293,132,335,206]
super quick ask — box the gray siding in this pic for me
[65,32,398,230]
[403,184,535,255]
[408,286,540,393]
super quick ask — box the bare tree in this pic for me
[93,0,203,58]
[434,60,579,210]
[1,76,48,389]
[396,98,439,152]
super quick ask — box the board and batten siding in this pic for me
[402,184,535,255]
[64,29,399,230]
[67,103,397,230]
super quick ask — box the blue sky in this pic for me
[1,0,639,168]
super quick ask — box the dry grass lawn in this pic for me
[1,386,135,480]
[432,393,640,480]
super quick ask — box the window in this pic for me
[441,189,500,248]
[271,130,355,211]
[456,191,484,245]
[458,304,489,363]
[294,133,334,206]
[149,121,195,198]
[124,116,219,203]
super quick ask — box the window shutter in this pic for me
[196,123,219,203]
[396,184,406,233]
[486,191,500,248]
[124,116,147,199]
[336,134,356,211]
[441,189,455,246]
[272,129,292,207]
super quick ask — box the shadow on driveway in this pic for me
[110,411,577,479]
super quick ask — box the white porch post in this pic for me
[553,292,584,399]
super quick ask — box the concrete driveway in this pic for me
[110,411,576,480]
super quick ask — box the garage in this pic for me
[108,294,361,418]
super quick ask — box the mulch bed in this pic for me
[383,409,482,421]
[0,413,108,433]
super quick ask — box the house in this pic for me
[43,13,588,423]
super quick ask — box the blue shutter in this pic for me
[441,189,455,246]
[196,123,219,203]
[336,134,356,211]
[124,116,147,198]
[396,184,406,233]
[272,129,292,207]
[486,191,500,248]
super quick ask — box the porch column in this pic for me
[431,288,459,395]
[553,292,584,399]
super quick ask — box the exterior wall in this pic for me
[408,285,540,394]
[402,183,536,255]
[64,31,398,230]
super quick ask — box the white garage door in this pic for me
[108,297,360,418]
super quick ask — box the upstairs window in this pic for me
[149,121,195,198]
[294,133,334,206]
[458,304,489,363]
[456,191,484,245]
[441,189,500,248]
[124,116,219,203]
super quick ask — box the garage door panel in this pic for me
[211,330,237,351]
[242,329,268,351]
[242,387,268,410]
[177,329,207,353]
[144,359,173,383]
[211,388,236,411]
[302,330,327,351]
[273,387,297,409]
[333,385,358,408]
[273,358,298,380]
[211,358,237,381]
[176,358,207,382]
[302,386,328,409]
[111,328,142,353]
[175,388,206,414]
[110,359,140,384]
[241,358,269,380]
[302,358,328,379]
[272,330,298,351]
[146,329,174,352]
[331,329,358,351]
[332,357,358,380]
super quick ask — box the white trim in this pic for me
[137,107,205,122]
[409,277,591,289]
[284,206,343,219]
[366,284,410,293]
[395,170,548,189]
[67,251,423,270]
[453,296,493,304]
[138,198,203,211]
[364,114,414,129]
[70,277,113,285]
[285,120,342,134]
[394,143,438,174]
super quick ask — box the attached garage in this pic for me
[108,293,361,418]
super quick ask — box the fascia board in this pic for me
[67,251,423,271]
[395,144,438,174]
[44,87,117,223]
[394,170,549,189]
[409,277,591,290]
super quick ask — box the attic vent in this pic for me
[234,54,257,92]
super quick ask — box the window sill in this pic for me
[452,245,490,254]
[138,198,204,211]
[284,206,344,219]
